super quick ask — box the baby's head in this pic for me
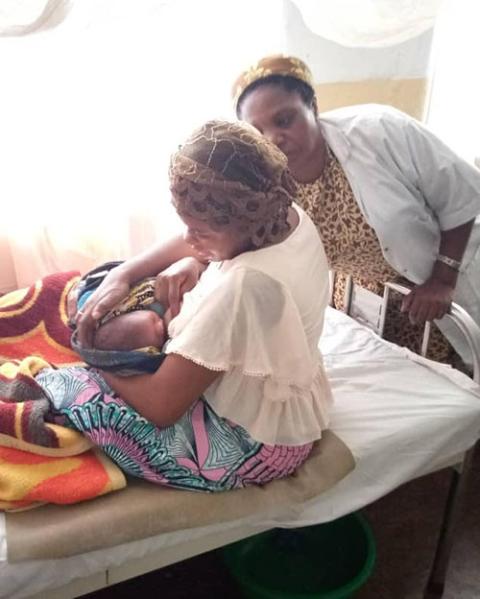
[93,310,166,352]
[169,120,296,261]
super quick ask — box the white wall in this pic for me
[282,0,434,82]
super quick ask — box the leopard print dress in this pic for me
[295,146,453,363]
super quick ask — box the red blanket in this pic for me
[0,270,82,366]
[0,272,126,510]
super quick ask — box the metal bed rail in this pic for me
[339,272,480,598]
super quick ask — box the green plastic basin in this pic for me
[222,512,376,599]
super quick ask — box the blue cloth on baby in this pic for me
[72,261,166,376]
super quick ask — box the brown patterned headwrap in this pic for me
[169,120,296,249]
[231,54,316,113]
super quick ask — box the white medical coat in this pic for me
[319,104,480,360]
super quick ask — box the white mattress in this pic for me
[2,307,480,599]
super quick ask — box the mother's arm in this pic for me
[76,234,204,347]
[101,354,221,427]
[108,235,194,284]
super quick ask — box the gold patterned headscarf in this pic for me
[169,120,296,249]
[231,54,317,114]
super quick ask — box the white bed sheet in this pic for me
[1,307,480,599]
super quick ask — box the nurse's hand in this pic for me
[401,277,454,324]
[154,257,206,318]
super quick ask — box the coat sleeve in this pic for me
[385,108,480,231]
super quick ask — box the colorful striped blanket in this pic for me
[0,272,126,511]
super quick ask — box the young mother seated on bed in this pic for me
[42,119,332,492]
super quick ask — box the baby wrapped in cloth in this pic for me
[70,262,168,375]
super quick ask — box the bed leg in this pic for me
[423,446,476,599]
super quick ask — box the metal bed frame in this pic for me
[10,276,480,599]
[341,275,479,598]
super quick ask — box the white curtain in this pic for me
[0,0,70,36]
[0,0,453,292]
[291,0,444,47]
[1,0,285,290]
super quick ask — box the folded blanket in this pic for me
[0,356,91,452]
[0,280,127,511]
[0,446,126,511]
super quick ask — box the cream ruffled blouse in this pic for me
[166,205,333,446]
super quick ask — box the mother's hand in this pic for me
[155,257,206,318]
[75,270,131,348]
[401,278,454,325]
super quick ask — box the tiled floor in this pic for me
[83,445,480,599]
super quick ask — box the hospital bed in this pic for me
[1,279,479,599]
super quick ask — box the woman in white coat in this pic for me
[231,55,480,366]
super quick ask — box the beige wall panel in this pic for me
[315,78,428,121]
